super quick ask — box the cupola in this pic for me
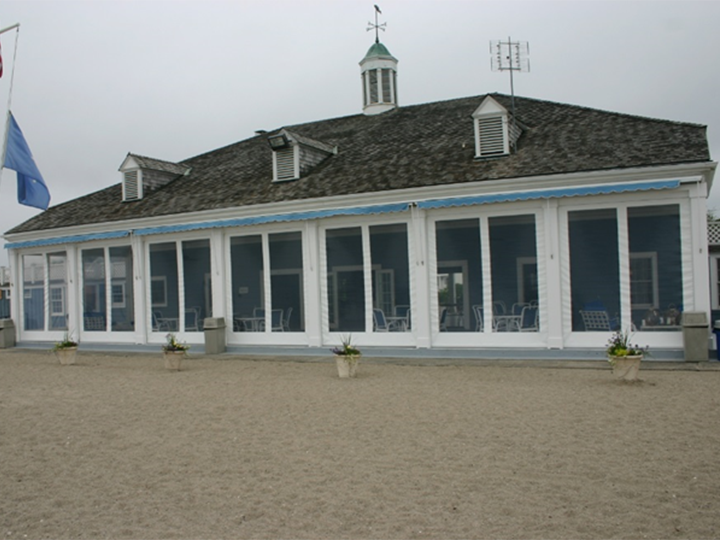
[359,41,398,115]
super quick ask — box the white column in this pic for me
[131,234,147,344]
[8,249,20,330]
[65,245,80,338]
[411,206,431,348]
[542,201,563,348]
[617,205,632,331]
[689,182,711,314]
[210,229,226,321]
[304,221,322,347]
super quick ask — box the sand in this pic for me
[1,349,719,540]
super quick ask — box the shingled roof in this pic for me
[7,93,710,235]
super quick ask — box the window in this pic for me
[712,255,720,310]
[50,286,65,316]
[630,252,658,309]
[151,276,167,307]
[111,282,126,308]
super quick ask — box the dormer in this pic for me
[267,129,336,182]
[472,96,521,158]
[118,154,191,202]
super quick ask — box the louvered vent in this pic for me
[478,117,506,156]
[275,147,296,181]
[123,171,139,201]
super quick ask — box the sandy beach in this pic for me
[1,349,719,539]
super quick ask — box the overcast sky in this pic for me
[0,0,718,267]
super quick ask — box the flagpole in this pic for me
[0,22,21,191]
[0,23,20,36]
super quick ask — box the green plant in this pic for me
[606,329,647,361]
[331,335,361,357]
[162,333,189,353]
[53,332,78,351]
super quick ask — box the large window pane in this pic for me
[629,205,682,332]
[48,253,68,331]
[371,224,411,332]
[326,228,365,332]
[435,219,483,332]
[270,232,304,332]
[182,240,211,332]
[569,209,619,331]
[110,246,134,332]
[230,235,264,332]
[23,254,45,331]
[150,243,179,332]
[82,248,107,332]
[489,215,538,332]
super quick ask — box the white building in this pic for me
[3,39,716,358]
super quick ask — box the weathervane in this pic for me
[490,37,530,150]
[367,5,386,43]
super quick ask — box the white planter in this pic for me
[163,351,185,371]
[335,355,360,378]
[610,355,642,381]
[55,347,78,366]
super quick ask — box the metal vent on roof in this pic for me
[275,147,296,181]
[478,117,506,156]
[123,171,139,201]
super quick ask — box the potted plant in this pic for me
[331,335,361,378]
[606,329,648,381]
[53,332,79,365]
[162,333,189,371]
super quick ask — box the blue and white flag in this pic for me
[4,112,50,210]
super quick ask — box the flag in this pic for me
[4,112,50,210]
[0,40,3,78]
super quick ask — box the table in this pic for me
[493,315,521,332]
[235,317,265,332]
[385,316,409,332]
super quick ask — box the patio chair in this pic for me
[282,307,293,331]
[271,309,284,331]
[579,309,612,331]
[518,305,539,332]
[373,308,391,332]
[472,304,484,332]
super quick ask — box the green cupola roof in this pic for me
[363,41,397,62]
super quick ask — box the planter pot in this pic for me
[163,350,185,371]
[55,346,78,366]
[610,355,642,381]
[335,355,360,378]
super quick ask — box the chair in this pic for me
[394,305,411,330]
[152,311,171,332]
[373,308,390,332]
[439,307,448,332]
[185,307,201,332]
[472,305,483,332]
[282,307,293,331]
[84,313,106,331]
[270,309,284,331]
[518,305,539,332]
[579,309,612,331]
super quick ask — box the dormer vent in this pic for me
[269,129,336,182]
[472,96,522,159]
[123,171,140,201]
[118,153,191,202]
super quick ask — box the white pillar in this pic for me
[542,201,563,348]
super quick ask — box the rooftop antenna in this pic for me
[490,37,530,151]
[367,5,386,43]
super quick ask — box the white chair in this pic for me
[519,305,539,332]
[472,305,483,332]
[373,308,390,332]
[282,307,293,331]
[579,310,612,331]
[270,309,284,331]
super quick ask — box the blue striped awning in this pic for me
[416,180,681,210]
[134,202,410,236]
[5,230,131,250]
